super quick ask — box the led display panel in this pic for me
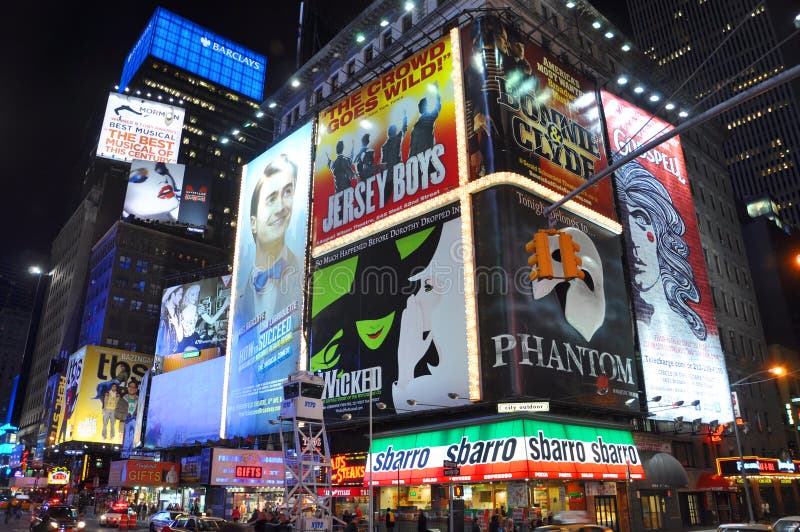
[367,419,644,486]
[313,34,459,246]
[119,7,266,101]
[155,275,231,363]
[461,16,614,220]
[472,185,638,409]
[96,93,184,163]
[124,160,212,227]
[206,448,284,487]
[601,91,732,422]
[309,204,469,418]
[55,346,153,445]
[225,122,313,437]
[145,357,225,448]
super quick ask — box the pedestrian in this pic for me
[489,514,500,532]
[471,517,481,532]
[343,510,352,523]
[762,501,771,522]
[232,505,241,522]
[346,515,360,532]
[418,510,428,532]
[356,506,363,521]
[386,509,395,532]
[5,503,12,524]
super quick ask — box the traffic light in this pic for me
[558,232,585,280]
[526,229,556,280]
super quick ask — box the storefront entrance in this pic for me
[594,495,619,531]
[641,493,666,530]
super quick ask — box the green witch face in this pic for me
[355,311,396,350]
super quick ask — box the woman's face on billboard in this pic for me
[125,167,179,218]
[626,207,660,292]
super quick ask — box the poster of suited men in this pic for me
[225,122,312,438]
[313,33,460,246]
[461,16,616,221]
[309,204,469,418]
[472,185,638,410]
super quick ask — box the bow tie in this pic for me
[253,258,288,292]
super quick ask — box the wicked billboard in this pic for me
[313,34,460,246]
[461,16,614,221]
[309,204,469,418]
[601,91,732,423]
[473,185,637,408]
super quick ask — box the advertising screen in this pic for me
[313,34,459,246]
[109,460,180,487]
[155,275,231,362]
[96,93,184,163]
[145,357,225,448]
[119,7,266,101]
[55,346,153,445]
[38,374,65,448]
[310,204,469,418]
[225,122,312,438]
[132,371,150,449]
[473,185,638,409]
[367,419,644,485]
[124,160,212,227]
[207,448,284,487]
[461,17,614,220]
[601,91,732,422]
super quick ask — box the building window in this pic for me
[364,45,374,64]
[134,280,146,292]
[346,60,356,78]
[401,13,412,33]
[119,256,132,270]
[673,441,696,467]
[135,260,149,273]
[129,299,143,312]
[315,87,324,105]
[292,106,300,124]
[330,73,339,91]
[382,30,393,50]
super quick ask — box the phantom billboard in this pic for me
[124,160,212,227]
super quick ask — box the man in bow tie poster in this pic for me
[224,122,312,439]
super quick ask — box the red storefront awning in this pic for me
[696,472,735,491]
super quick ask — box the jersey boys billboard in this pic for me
[313,34,459,246]
[225,122,312,438]
[309,204,469,418]
[56,346,154,445]
[461,16,614,221]
[601,91,732,423]
[473,185,638,409]
[96,93,184,164]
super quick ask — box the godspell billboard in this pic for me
[473,185,638,409]
[224,122,312,438]
[461,16,614,220]
[309,204,469,418]
[124,160,213,227]
[601,91,732,422]
[96,93,184,164]
[313,34,459,246]
[56,346,153,445]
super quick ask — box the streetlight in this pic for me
[729,366,785,523]
[343,391,386,532]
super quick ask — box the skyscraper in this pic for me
[627,0,800,227]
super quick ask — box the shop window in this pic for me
[685,493,702,526]
[595,496,618,531]
[640,493,666,530]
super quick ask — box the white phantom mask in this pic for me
[531,227,605,341]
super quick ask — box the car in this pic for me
[164,515,228,532]
[99,501,137,527]
[773,516,800,532]
[534,525,613,532]
[30,505,84,532]
[150,511,186,532]
[717,524,774,532]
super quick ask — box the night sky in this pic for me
[1,0,627,266]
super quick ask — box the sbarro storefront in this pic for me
[367,416,645,532]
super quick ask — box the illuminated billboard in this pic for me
[109,459,180,487]
[145,357,225,448]
[461,16,614,221]
[313,34,459,246]
[56,346,153,445]
[204,448,284,487]
[124,160,212,227]
[120,7,266,101]
[38,374,65,448]
[224,122,313,438]
[155,275,231,363]
[309,204,469,418]
[601,91,732,422]
[368,419,644,486]
[96,93,184,163]
[473,185,638,409]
